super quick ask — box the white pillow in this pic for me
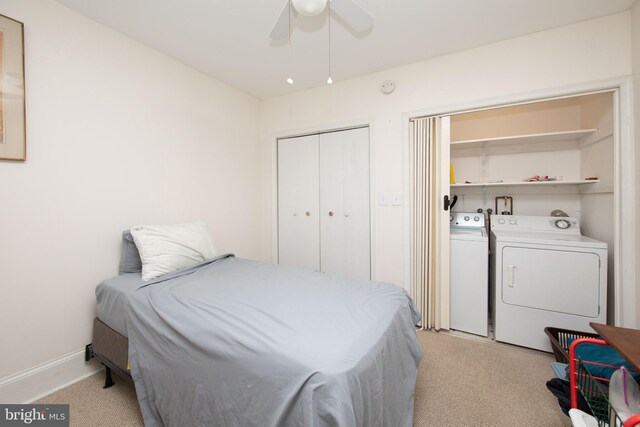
[130,221,218,281]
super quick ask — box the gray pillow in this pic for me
[119,230,142,274]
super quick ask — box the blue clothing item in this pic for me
[570,338,640,381]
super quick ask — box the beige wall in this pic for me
[260,13,632,291]
[0,0,261,378]
[631,0,640,327]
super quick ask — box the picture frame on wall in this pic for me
[0,13,25,161]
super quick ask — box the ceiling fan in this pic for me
[270,0,373,40]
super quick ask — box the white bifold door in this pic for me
[277,135,320,271]
[278,127,370,279]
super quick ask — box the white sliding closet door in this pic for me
[320,127,370,279]
[277,135,320,270]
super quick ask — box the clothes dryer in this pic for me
[490,215,607,351]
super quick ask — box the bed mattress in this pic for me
[95,273,144,337]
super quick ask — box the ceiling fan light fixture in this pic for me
[291,0,328,16]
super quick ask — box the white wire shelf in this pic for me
[450,179,599,188]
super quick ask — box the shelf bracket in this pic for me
[482,143,487,167]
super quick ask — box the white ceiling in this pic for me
[53,0,636,100]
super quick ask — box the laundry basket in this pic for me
[545,326,599,364]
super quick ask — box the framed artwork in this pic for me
[0,13,25,161]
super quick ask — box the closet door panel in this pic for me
[277,135,320,270]
[320,127,370,279]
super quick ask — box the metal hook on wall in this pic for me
[495,196,513,215]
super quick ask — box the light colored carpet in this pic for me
[36,331,567,426]
[414,331,568,426]
[35,370,143,426]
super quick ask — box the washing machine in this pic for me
[490,215,607,351]
[450,212,488,337]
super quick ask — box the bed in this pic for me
[89,231,422,427]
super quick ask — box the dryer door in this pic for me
[501,246,601,317]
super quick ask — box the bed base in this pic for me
[86,317,133,389]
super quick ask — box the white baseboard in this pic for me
[0,349,102,404]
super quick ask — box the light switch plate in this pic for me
[392,193,402,206]
[379,192,389,206]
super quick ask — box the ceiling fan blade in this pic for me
[330,0,373,33]
[270,2,295,40]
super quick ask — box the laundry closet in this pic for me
[448,92,616,345]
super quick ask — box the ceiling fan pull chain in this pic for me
[287,0,294,85]
[327,1,333,85]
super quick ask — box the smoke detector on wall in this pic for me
[381,80,395,94]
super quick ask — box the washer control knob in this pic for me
[464,216,470,221]
[474,216,480,222]
[498,218,505,224]
[554,219,571,229]
[509,219,517,225]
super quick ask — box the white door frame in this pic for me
[270,118,377,279]
[402,76,636,328]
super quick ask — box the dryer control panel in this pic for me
[490,215,580,235]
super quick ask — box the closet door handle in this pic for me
[444,194,458,211]
[328,211,334,217]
